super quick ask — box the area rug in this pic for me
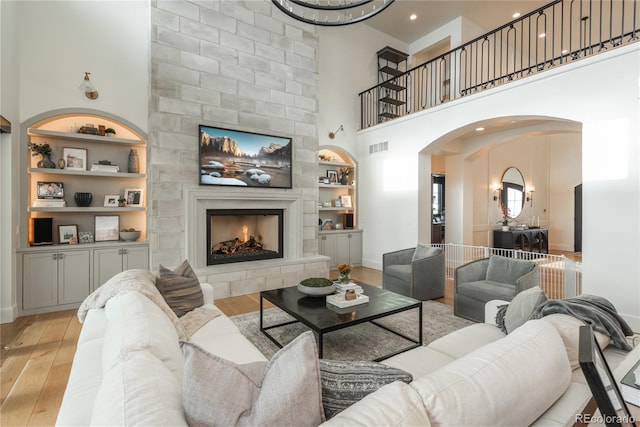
[230,301,474,360]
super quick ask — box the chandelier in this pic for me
[271,0,395,26]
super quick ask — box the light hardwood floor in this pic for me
[1,251,580,425]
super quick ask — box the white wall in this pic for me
[18,1,149,131]
[356,45,640,329]
[0,1,20,323]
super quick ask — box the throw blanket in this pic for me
[78,269,220,340]
[530,294,633,351]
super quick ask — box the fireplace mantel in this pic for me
[186,189,305,271]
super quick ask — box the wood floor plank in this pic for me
[1,311,70,427]
[28,311,79,426]
[0,313,56,406]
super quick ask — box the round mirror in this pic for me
[501,167,525,218]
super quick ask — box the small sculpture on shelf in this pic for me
[117,197,126,207]
[28,142,56,168]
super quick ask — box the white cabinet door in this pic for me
[58,250,90,305]
[123,246,149,271]
[348,232,363,266]
[93,248,124,290]
[319,234,337,268]
[23,252,58,310]
[334,234,351,268]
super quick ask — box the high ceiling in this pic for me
[364,0,551,44]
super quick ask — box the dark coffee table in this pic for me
[259,283,422,361]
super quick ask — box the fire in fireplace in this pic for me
[206,209,283,265]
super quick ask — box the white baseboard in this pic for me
[0,304,18,324]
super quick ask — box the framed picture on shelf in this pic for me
[327,170,338,184]
[58,224,78,244]
[94,215,120,242]
[78,231,94,244]
[340,195,352,208]
[103,195,118,207]
[63,147,88,171]
[37,181,64,199]
[124,188,143,207]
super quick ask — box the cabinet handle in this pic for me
[321,236,326,241]
[122,249,127,255]
[52,253,58,260]
[58,253,63,259]
[118,249,122,255]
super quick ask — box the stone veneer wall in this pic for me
[149,0,327,298]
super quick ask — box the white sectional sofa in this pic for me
[57,270,636,426]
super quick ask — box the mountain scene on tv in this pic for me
[199,126,292,188]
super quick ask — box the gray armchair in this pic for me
[382,245,445,300]
[454,255,539,322]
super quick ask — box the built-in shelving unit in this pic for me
[317,148,362,270]
[17,110,149,315]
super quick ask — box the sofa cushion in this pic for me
[156,260,204,317]
[543,313,611,369]
[412,243,441,262]
[182,331,324,426]
[320,381,432,427]
[486,255,534,284]
[384,264,412,281]
[102,291,183,380]
[91,350,187,426]
[319,359,413,419]
[456,280,517,302]
[411,319,571,426]
[502,286,548,333]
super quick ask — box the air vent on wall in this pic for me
[369,141,388,154]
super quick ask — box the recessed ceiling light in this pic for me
[475,127,485,132]
[512,12,521,18]
[410,14,417,20]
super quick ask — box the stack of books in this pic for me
[621,359,640,407]
[90,163,119,173]
[335,283,364,294]
[33,199,66,208]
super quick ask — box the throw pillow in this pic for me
[412,243,441,262]
[486,255,535,284]
[543,313,612,369]
[156,260,204,317]
[182,331,325,426]
[319,359,413,419]
[503,286,547,333]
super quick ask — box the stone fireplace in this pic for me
[186,189,328,298]
[207,209,284,265]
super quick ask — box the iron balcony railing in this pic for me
[360,0,639,129]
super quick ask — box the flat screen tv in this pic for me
[199,125,292,188]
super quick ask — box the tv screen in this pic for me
[199,125,292,188]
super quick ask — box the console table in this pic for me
[493,228,548,253]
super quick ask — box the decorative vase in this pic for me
[128,149,140,173]
[74,192,93,207]
[37,154,56,169]
[340,175,348,185]
[339,272,351,284]
[502,225,510,231]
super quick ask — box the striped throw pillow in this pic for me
[156,260,204,317]
[319,359,413,419]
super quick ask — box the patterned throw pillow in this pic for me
[156,260,204,317]
[319,359,413,419]
[181,331,325,426]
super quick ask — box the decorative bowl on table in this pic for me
[74,192,93,207]
[297,277,336,297]
[119,230,141,241]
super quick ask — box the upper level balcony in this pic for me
[359,0,640,130]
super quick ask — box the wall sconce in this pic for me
[492,183,502,201]
[328,125,344,139]
[526,186,536,205]
[79,72,99,99]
